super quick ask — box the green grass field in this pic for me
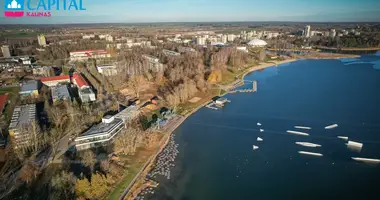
[107,162,144,200]
[0,87,19,128]
[1,32,38,39]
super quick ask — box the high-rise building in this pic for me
[1,45,11,58]
[196,37,206,45]
[221,35,228,43]
[227,34,236,42]
[37,34,47,46]
[105,35,114,42]
[247,31,254,38]
[304,25,311,37]
[8,104,37,149]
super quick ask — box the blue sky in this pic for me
[1,0,380,24]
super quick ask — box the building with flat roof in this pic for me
[69,49,111,62]
[178,47,196,53]
[163,49,181,56]
[8,104,37,149]
[142,55,164,73]
[19,80,39,97]
[1,45,11,58]
[97,65,117,76]
[82,34,95,39]
[51,85,71,103]
[114,105,140,124]
[75,116,124,150]
[196,37,206,45]
[37,34,47,47]
[78,87,96,103]
[304,25,311,38]
[32,66,55,77]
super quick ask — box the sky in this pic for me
[1,0,380,24]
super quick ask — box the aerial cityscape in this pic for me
[0,0,380,200]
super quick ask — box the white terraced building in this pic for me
[75,106,140,150]
[75,116,124,150]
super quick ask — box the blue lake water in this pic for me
[150,52,380,200]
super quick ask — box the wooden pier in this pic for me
[229,80,257,93]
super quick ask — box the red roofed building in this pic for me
[0,93,8,113]
[40,73,96,103]
[40,75,70,87]
[70,49,111,62]
[72,73,96,102]
[72,73,89,89]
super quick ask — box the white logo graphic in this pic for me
[7,0,21,9]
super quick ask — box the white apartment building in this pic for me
[227,34,236,42]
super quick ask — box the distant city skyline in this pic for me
[1,0,380,24]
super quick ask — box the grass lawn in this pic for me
[1,32,38,38]
[177,88,221,115]
[0,87,19,128]
[107,148,153,200]
[218,62,257,85]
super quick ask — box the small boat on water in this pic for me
[260,129,264,132]
[287,130,310,136]
[257,137,263,142]
[346,140,363,148]
[257,122,262,126]
[298,151,323,157]
[294,126,312,130]
[295,142,321,148]
[252,145,259,150]
[325,124,338,129]
[352,157,380,164]
[337,136,349,140]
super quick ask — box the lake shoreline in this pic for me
[120,52,361,199]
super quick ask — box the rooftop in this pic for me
[51,85,71,101]
[247,39,267,46]
[114,106,140,122]
[79,87,94,94]
[70,49,108,53]
[73,73,89,88]
[0,93,8,111]
[9,104,36,130]
[77,117,123,138]
[20,80,39,92]
[40,75,70,83]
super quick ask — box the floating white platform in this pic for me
[352,157,380,164]
[346,140,363,148]
[257,137,263,142]
[337,136,349,140]
[257,122,262,126]
[294,126,311,130]
[298,151,323,157]
[287,130,310,136]
[252,145,259,150]
[325,124,338,129]
[295,142,321,148]
[260,129,264,132]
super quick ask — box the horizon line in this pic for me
[2,20,380,26]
